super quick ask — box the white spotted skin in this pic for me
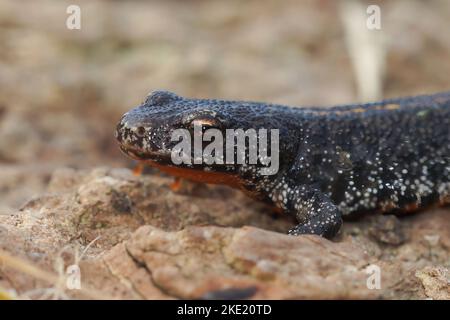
[244,92,449,238]
[117,90,450,238]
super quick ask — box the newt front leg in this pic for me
[270,181,342,238]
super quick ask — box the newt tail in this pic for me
[115,90,450,238]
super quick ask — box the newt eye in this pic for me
[136,126,147,137]
[189,117,223,130]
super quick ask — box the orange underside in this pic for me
[313,103,401,116]
[144,160,244,189]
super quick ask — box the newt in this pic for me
[115,90,450,238]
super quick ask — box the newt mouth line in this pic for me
[118,144,171,162]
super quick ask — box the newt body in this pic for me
[116,91,450,238]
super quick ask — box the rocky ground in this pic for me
[0,167,449,299]
[0,0,449,299]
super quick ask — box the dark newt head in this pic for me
[116,90,296,182]
[116,91,221,164]
[115,90,185,163]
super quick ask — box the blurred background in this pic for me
[0,0,449,211]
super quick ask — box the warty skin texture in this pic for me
[116,90,450,238]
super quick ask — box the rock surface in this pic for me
[1,168,448,299]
